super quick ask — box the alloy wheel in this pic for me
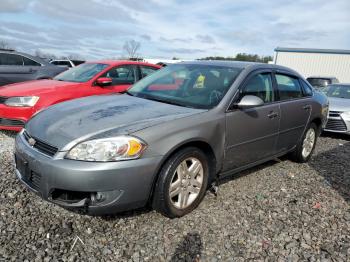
[169,157,204,209]
[302,128,316,158]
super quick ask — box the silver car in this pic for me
[324,84,350,134]
[14,61,328,218]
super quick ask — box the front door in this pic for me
[224,71,280,171]
[98,65,137,93]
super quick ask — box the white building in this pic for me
[273,47,350,83]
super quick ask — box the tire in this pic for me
[291,123,318,163]
[152,147,209,218]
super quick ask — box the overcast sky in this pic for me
[1,0,349,59]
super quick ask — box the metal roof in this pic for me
[275,47,350,55]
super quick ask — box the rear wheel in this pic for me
[152,147,209,218]
[291,123,318,163]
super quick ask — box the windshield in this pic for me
[307,78,331,88]
[325,85,350,99]
[128,64,243,109]
[54,63,109,83]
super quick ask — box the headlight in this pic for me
[66,136,147,162]
[341,111,350,121]
[5,96,39,107]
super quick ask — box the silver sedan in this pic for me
[324,84,350,134]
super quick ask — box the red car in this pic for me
[0,60,160,131]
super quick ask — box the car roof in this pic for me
[307,76,338,79]
[178,60,301,75]
[0,49,49,65]
[85,60,161,68]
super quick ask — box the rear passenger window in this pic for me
[241,73,274,103]
[0,54,23,66]
[140,66,158,78]
[275,74,303,100]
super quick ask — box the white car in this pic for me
[324,84,350,134]
[50,59,85,68]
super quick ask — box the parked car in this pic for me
[0,49,67,86]
[306,76,339,91]
[14,61,328,218]
[0,60,160,131]
[50,59,85,68]
[323,84,350,134]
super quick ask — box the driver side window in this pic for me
[241,73,274,103]
[102,65,135,85]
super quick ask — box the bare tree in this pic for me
[0,40,14,50]
[34,49,57,60]
[123,40,141,59]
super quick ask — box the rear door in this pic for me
[0,53,33,85]
[224,70,280,171]
[139,65,159,79]
[274,72,312,153]
[98,65,138,92]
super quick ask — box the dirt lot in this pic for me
[0,130,349,261]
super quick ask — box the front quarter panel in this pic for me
[133,109,225,174]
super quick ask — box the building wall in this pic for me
[274,52,350,83]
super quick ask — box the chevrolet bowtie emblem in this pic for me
[28,138,36,146]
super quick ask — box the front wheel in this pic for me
[152,147,209,218]
[291,123,318,163]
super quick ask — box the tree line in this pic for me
[1,39,273,63]
[199,53,273,63]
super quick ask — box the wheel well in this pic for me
[148,141,217,204]
[311,118,322,133]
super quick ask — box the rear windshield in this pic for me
[325,85,350,99]
[307,78,331,87]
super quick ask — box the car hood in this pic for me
[328,97,350,112]
[0,79,83,96]
[26,94,205,150]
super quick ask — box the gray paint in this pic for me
[15,61,329,214]
[0,50,66,86]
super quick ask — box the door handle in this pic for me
[303,105,311,110]
[267,112,278,118]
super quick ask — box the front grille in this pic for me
[325,119,347,131]
[0,96,7,104]
[0,118,25,127]
[23,131,58,157]
[328,111,342,118]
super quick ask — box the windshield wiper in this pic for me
[121,90,134,96]
[137,94,194,108]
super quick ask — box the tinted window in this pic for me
[102,65,135,84]
[325,85,350,99]
[276,74,303,100]
[54,63,109,83]
[23,57,41,66]
[241,73,274,103]
[307,78,331,88]
[140,66,158,78]
[0,53,23,66]
[72,60,85,66]
[300,80,313,96]
[128,64,242,109]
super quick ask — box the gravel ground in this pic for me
[0,130,349,261]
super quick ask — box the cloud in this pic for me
[0,0,349,59]
[0,0,32,13]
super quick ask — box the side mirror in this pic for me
[235,95,264,109]
[96,77,112,87]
